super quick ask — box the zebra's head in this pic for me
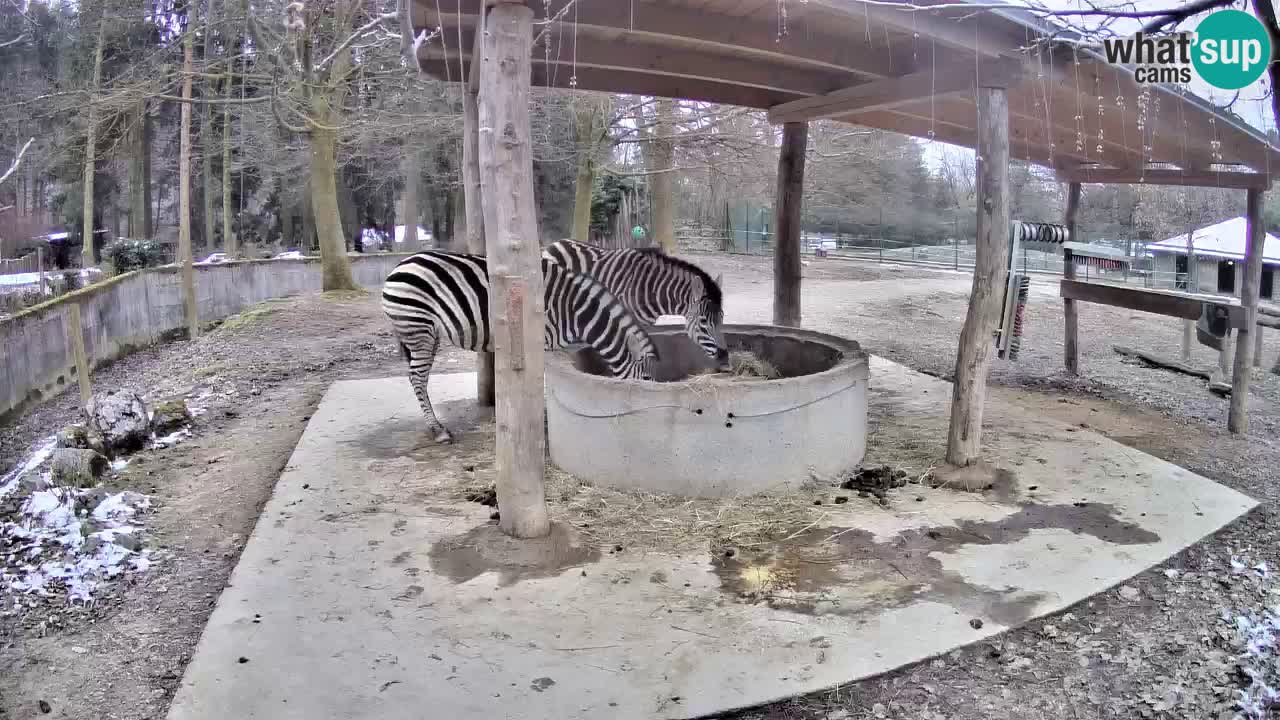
[688,272,729,371]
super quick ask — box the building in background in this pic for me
[1148,217,1279,300]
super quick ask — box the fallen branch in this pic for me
[1113,345,1212,381]
[0,137,34,186]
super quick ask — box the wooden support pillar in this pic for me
[1228,187,1267,434]
[773,121,807,327]
[1062,181,1081,374]
[946,85,1010,467]
[463,16,494,408]
[478,0,550,539]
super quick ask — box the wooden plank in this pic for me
[1055,167,1272,191]
[1229,188,1267,434]
[767,60,1020,124]
[67,303,92,408]
[946,85,1009,467]
[419,58,801,110]
[419,1,906,80]
[1058,279,1235,321]
[441,29,856,97]
[478,1,549,539]
[1063,182,1081,374]
[462,13,494,408]
[773,122,807,327]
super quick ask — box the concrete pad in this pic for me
[167,361,1256,720]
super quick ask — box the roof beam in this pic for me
[419,58,805,110]
[1056,167,1272,190]
[768,58,1023,124]
[418,0,911,80]
[806,0,1014,57]
[440,27,856,98]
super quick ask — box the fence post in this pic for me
[67,303,92,408]
[954,236,959,271]
[37,247,46,296]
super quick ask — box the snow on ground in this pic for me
[0,268,102,295]
[0,438,154,611]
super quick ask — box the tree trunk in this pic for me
[773,122,807,327]
[650,98,677,253]
[309,126,358,291]
[178,2,199,340]
[571,103,601,242]
[82,16,107,268]
[143,108,154,238]
[222,73,236,256]
[200,3,215,252]
[400,151,420,250]
[462,64,495,406]
[129,103,146,238]
[479,1,549,539]
[946,86,1010,467]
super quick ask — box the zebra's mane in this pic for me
[628,247,723,316]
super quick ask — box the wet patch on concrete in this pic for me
[343,403,492,460]
[428,522,602,587]
[711,501,1159,626]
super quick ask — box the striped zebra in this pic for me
[382,251,660,444]
[541,240,729,370]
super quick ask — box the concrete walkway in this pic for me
[167,363,1255,720]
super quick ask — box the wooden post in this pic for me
[37,246,46,296]
[478,0,550,539]
[1062,181,1081,374]
[463,13,495,408]
[67,303,92,408]
[946,85,1010,467]
[772,121,807,327]
[1229,188,1267,434]
[1181,216,1197,360]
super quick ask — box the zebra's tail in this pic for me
[398,341,412,362]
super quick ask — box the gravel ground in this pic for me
[1,254,1277,720]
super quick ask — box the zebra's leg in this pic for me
[402,330,454,443]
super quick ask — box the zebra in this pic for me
[541,239,730,370]
[381,250,660,444]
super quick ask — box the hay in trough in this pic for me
[683,350,781,384]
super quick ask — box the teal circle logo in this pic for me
[1192,9,1273,90]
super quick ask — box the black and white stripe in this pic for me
[542,240,729,368]
[381,250,660,443]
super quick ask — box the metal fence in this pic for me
[675,230,1197,291]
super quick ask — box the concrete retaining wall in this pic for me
[0,254,410,419]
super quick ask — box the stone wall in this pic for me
[0,255,410,419]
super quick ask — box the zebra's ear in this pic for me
[713,273,723,288]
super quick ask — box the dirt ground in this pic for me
[1,254,1277,720]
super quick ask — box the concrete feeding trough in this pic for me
[545,324,869,497]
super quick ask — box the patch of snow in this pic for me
[2,488,153,606]
[0,435,57,500]
[1222,553,1280,719]
[91,492,150,522]
[110,458,129,472]
[150,427,191,449]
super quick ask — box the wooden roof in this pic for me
[412,0,1280,185]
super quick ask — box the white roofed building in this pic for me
[1147,217,1279,300]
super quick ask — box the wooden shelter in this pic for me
[409,0,1280,536]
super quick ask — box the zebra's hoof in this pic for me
[434,430,455,444]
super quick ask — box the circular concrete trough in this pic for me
[545,324,869,498]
